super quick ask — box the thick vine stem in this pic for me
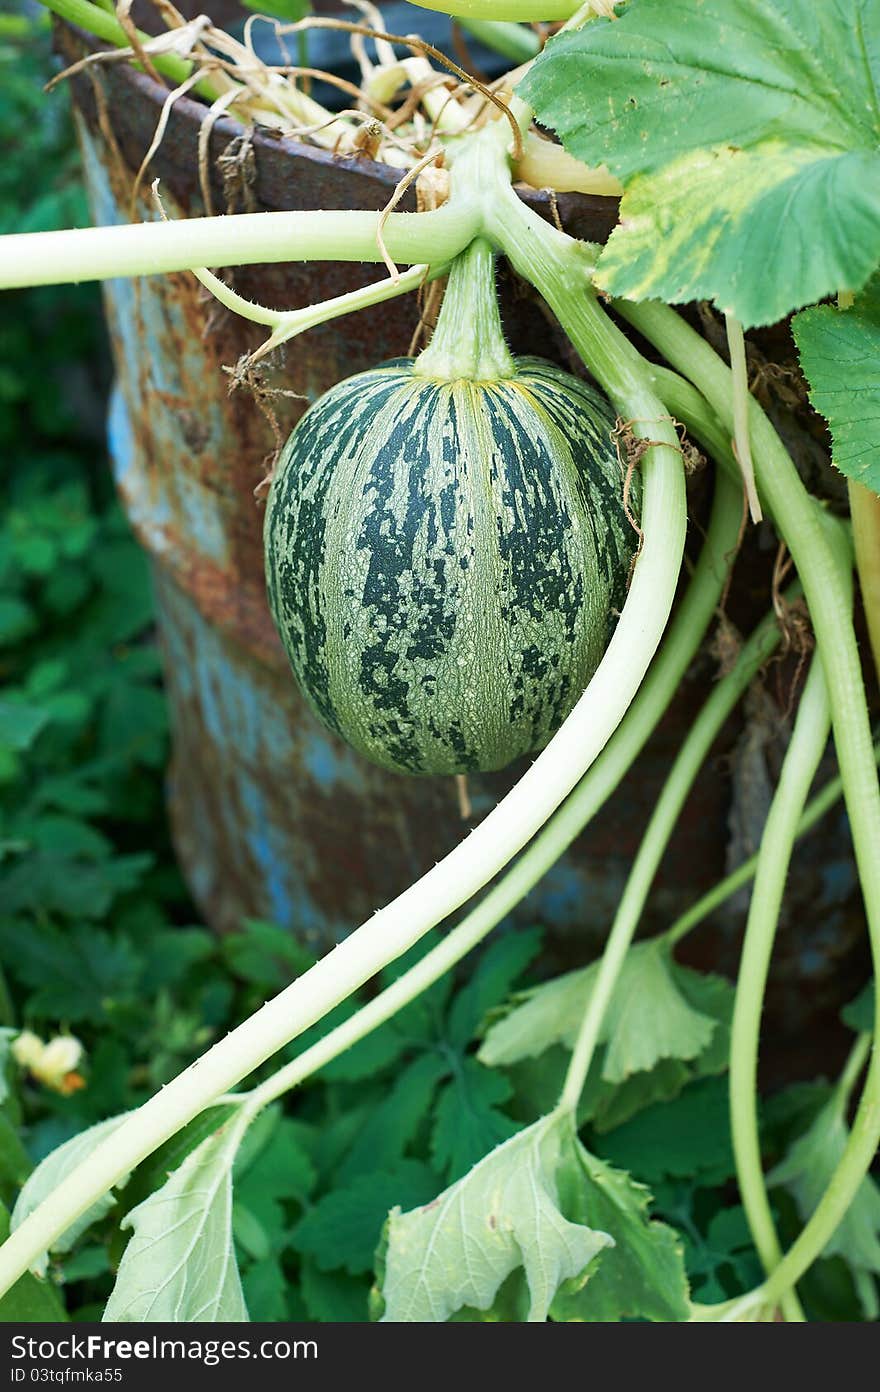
[730,522,849,1321]
[458,17,542,62]
[406,0,581,19]
[558,591,797,1114]
[40,0,216,98]
[849,480,880,687]
[515,133,622,197]
[0,203,479,291]
[836,1032,872,1113]
[729,656,833,1324]
[724,313,761,523]
[617,297,880,1303]
[0,132,687,1297]
[480,181,686,539]
[414,236,515,378]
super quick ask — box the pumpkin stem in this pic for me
[413,237,516,382]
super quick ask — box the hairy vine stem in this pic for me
[726,530,850,1324]
[190,260,432,362]
[39,0,216,97]
[849,480,880,686]
[406,0,582,19]
[729,656,832,1324]
[458,17,542,63]
[0,202,479,291]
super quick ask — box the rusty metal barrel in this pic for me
[59,18,868,1073]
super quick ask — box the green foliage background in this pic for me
[0,13,869,1325]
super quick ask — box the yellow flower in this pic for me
[12,1030,85,1094]
[10,1030,44,1072]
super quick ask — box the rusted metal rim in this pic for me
[57,19,620,243]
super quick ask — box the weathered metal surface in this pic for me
[61,21,868,1076]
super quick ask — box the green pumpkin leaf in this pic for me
[430,1058,519,1181]
[672,965,734,1077]
[235,1115,316,1205]
[598,1075,736,1188]
[291,1160,439,1276]
[446,928,543,1047]
[768,1093,880,1319]
[479,941,722,1084]
[301,1260,369,1322]
[551,1145,690,1321]
[601,948,718,1083]
[569,967,734,1134]
[793,277,880,494]
[338,1051,450,1184]
[760,1079,834,1158]
[138,928,214,991]
[12,1112,133,1273]
[841,981,875,1035]
[124,1107,233,1216]
[0,700,51,754]
[241,1258,288,1322]
[0,921,142,1018]
[0,597,36,646]
[684,1205,763,1304]
[232,1202,272,1264]
[520,0,880,325]
[58,1245,111,1284]
[0,1110,32,1197]
[448,1276,533,1322]
[379,1113,611,1322]
[231,1115,315,1259]
[0,852,152,930]
[221,918,315,992]
[581,1054,693,1134]
[316,1021,410,1083]
[0,1028,18,1107]
[103,1110,250,1322]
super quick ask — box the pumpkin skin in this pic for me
[264,355,637,776]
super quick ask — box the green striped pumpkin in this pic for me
[264,355,638,776]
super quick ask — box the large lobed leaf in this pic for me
[479,940,725,1082]
[292,1161,439,1277]
[12,1112,133,1273]
[379,1114,610,1321]
[379,1110,689,1322]
[552,1146,690,1321]
[793,275,880,494]
[769,1093,880,1319]
[103,1113,250,1322]
[520,0,880,325]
